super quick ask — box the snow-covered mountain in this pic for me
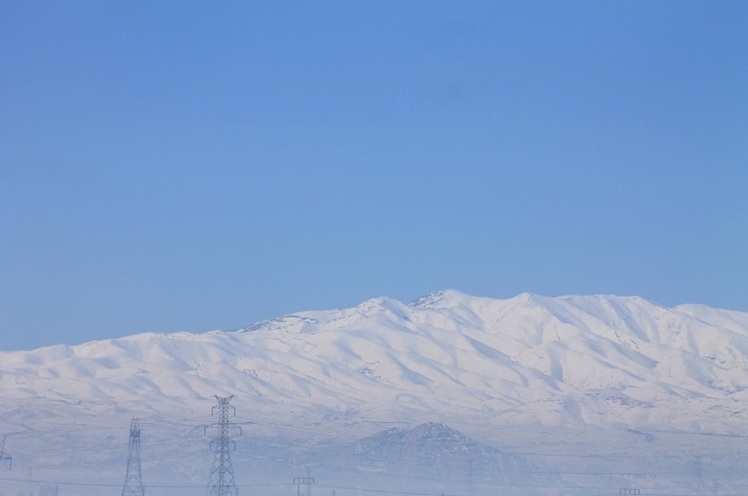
[4,290,748,433]
[2,290,748,495]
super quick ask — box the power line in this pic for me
[2,473,746,495]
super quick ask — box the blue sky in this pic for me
[1,1,746,351]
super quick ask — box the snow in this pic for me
[2,291,748,495]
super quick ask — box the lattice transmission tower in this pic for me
[205,395,242,496]
[0,435,12,470]
[121,417,145,496]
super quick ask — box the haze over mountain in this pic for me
[2,290,748,495]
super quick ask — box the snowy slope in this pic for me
[4,290,748,432]
[2,290,748,495]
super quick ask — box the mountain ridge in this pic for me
[3,290,748,437]
[4,290,748,496]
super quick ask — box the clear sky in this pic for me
[1,1,746,351]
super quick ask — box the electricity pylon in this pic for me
[294,476,315,496]
[121,417,145,496]
[0,435,12,470]
[205,395,242,496]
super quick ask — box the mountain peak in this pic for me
[408,289,473,308]
[407,421,469,443]
[354,422,480,455]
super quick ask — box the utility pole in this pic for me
[293,477,315,496]
[695,455,704,496]
[121,417,146,496]
[205,395,242,496]
[0,435,12,470]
